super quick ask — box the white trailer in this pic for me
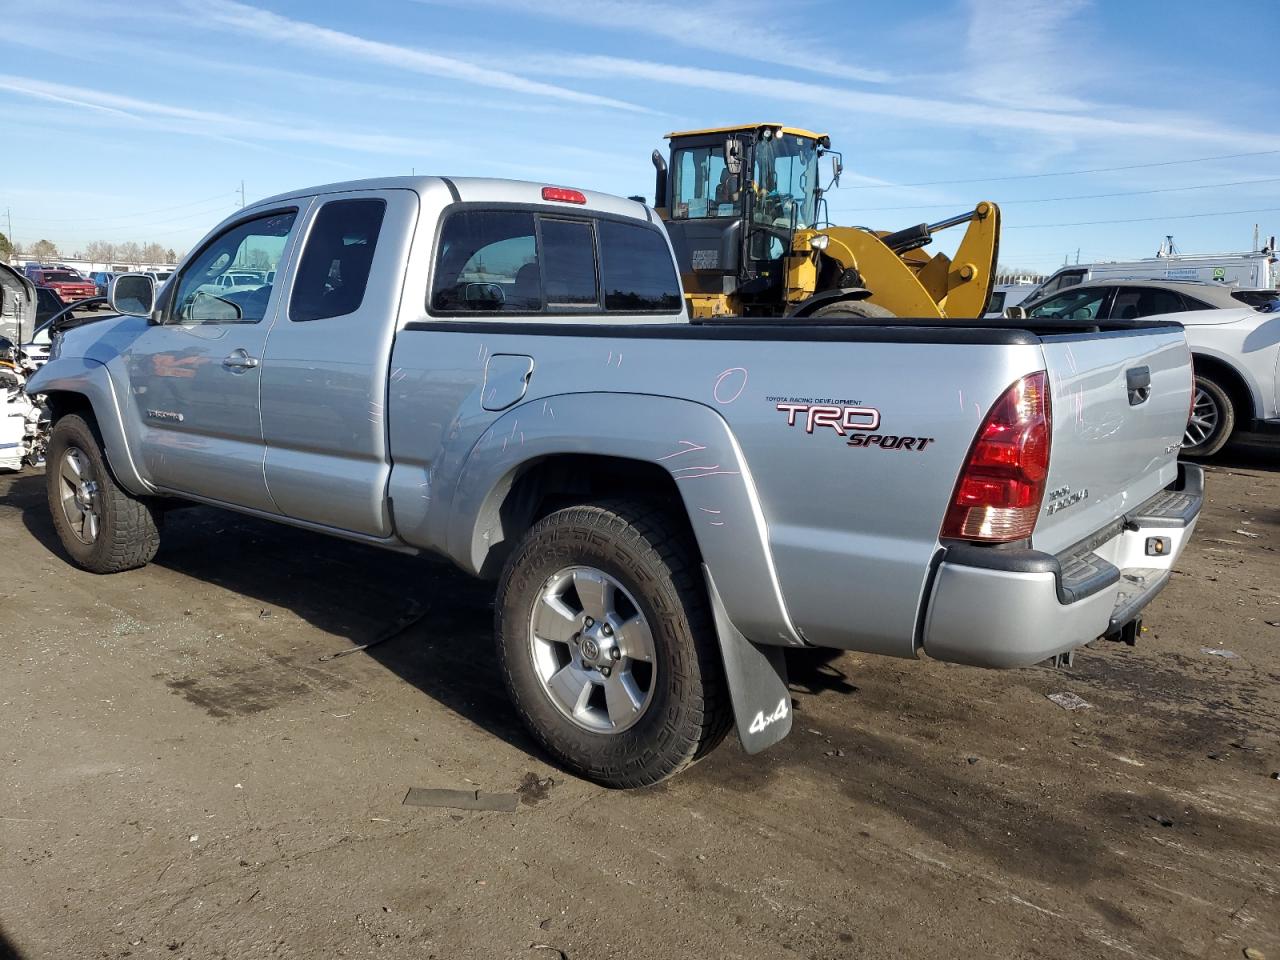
[1025,246,1278,303]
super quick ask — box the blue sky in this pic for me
[2,0,1277,273]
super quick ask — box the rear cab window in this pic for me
[429,206,681,318]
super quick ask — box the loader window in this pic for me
[753,134,818,232]
[671,146,734,220]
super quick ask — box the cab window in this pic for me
[671,145,734,220]
[169,211,296,323]
[1027,287,1109,320]
[290,199,386,322]
[431,211,541,313]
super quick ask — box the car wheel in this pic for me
[46,413,161,573]
[496,500,732,788]
[1182,375,1235,458]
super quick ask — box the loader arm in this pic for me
[799,201,1001,319]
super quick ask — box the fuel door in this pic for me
[482,353,534,411]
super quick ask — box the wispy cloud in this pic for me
[961,0,1094,112]
[0,74,442,156]
[414,0,891,84]
[526,54,1280,151]
[192,0,652,114]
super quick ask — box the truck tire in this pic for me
[496,500,731,788]
[810,300,895,319]
[1183,374,1235,458]
[46,413,161,573]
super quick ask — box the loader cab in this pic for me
[657,124,829,315]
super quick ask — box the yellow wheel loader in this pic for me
[650,123,1000,319]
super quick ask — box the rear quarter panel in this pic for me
[387,323,1044,657]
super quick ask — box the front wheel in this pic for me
[809,299,896,319]
[46,413,161,573]
[496,501,731,788]
[1182,375,1235,458]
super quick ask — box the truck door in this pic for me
[260,189,415,536]
[122,206,307,511]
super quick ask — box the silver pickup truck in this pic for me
[28,176,1203,787]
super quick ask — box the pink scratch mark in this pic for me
[672,464,721,473]
[607,350,613,365]
[617,352,623,367]
[713,367,748,405]
[477,343,486,361]
[958,388,964,412]
[675,470,741,481]
[519,431,525,446]
[709,520,726,526]
[657,440,708,461]
[698,507,721,514]
[502,436,508,452]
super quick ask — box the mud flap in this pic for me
[703,566,793,753]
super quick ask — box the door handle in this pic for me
[222,350,260,371]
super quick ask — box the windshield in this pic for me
[670,145,734,220]
[752,134,819,231]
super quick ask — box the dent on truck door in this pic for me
[260,190,416,536]
[123,208,304,511]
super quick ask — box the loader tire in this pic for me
[46,413,161,573]
[810,300,896,319]
[496,499,732,788]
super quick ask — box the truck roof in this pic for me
[253,176,653,223]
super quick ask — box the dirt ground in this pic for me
[1,440,1277,960]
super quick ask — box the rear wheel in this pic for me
[496,500,731,788]
[1183,374,1235,457]
[810,299,895,319]
[46,413,161,573]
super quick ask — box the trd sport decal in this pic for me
[770,398,935,453]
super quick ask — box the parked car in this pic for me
[89,271,117,296]
[140,270,174,285]
[984,283,1036,318]
[1019,279,1280,455]
[21,266,98,308]
[1021,278,1275,320]
[1161,304,1280,456]
[27,176,1202,788]
[1023,248,1278,303]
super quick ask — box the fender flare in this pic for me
[449,392,801,646]
[449,391,802,752]
[787,287,873,317]
[26,356,152,495]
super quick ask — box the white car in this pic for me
[1175,303,1280,455]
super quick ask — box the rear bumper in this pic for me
[921,462,1203,668]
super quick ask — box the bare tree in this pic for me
[30,239,60,261]
[116,241,143,264]
[85,240,118,263]
[142,242,168,264]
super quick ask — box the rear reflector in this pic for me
[942,371,1052,543]
[542,186,587,204]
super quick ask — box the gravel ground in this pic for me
[1,441,1277,960]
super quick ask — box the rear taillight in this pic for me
[942,371,1052,543]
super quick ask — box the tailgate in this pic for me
[1033,326,1192,555]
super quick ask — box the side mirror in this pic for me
[109,274,156,319]
[1004,305,1028,320]
[724,137,743,175]
[831,153,843,185]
